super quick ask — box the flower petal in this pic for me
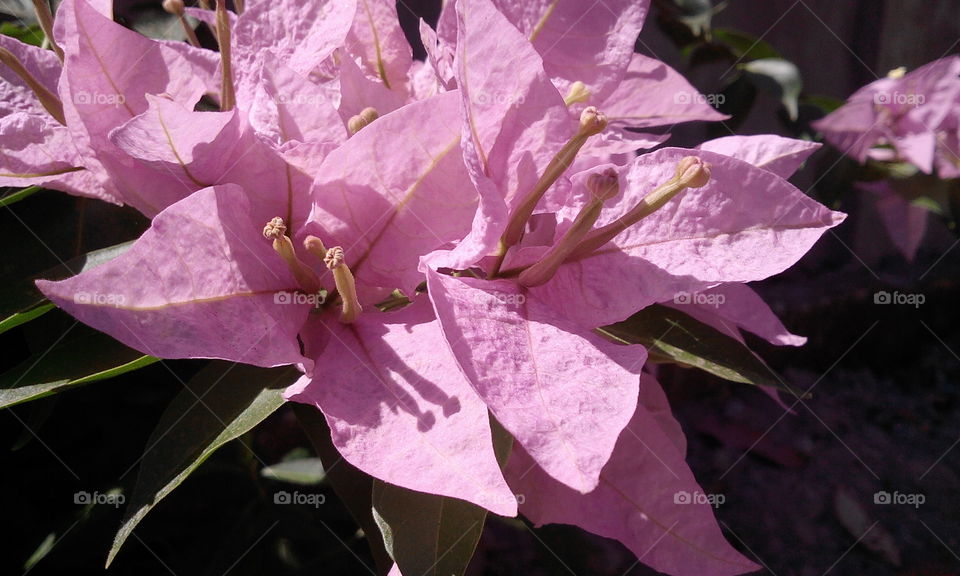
[37,184,309,369]
[506,372,760,576]
[426,268,646,493]
[434,0,571,270]
[309,91,476,296]
[345,0,413,92]
[697,134,820,179]
[600,53,728,128]
[286,300,517,516]
[538,147,845,327]
[665,283,807,347]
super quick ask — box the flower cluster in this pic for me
[2,0,844,574]
[813,55,960,178]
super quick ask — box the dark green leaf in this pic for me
[802,94,846,115]
[107,362,298,567]
[0,185,40,207]
[370,416,513,576]
[712,28,781,60]
[0,331,158,409]
[0,240,133,336]
[294,403,393,575]
[372,483,486,576]
[599,304,803,396]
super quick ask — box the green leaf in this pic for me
[293,403,394,575]
[0,240,133,336]
[107,362,298,567]
[599,304,803,396]
[370,417,513,576]
[0,301,55,335]
[0,331,158,409]
[372,483,486,576]
[0,185,41,207]
[712,28,781,61]
[261,457,327,485]
[0,23,45,46]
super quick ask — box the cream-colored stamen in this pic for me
[163,0,202,48]
[887,66,907,80]
[492,106,609,276]
[323,246,362,323]
[347,107,380,135]
[572,157,712,258]
[519,168,619,287]
[563,81,591,107]
[263,218,321,293]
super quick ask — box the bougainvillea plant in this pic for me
[1,0,844,574]
[812,56,959,261]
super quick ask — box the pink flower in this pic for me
[813,55,960,178]
[417,1,844,572]
[38,90,521,515]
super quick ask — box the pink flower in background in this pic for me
[813,55,960,178]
